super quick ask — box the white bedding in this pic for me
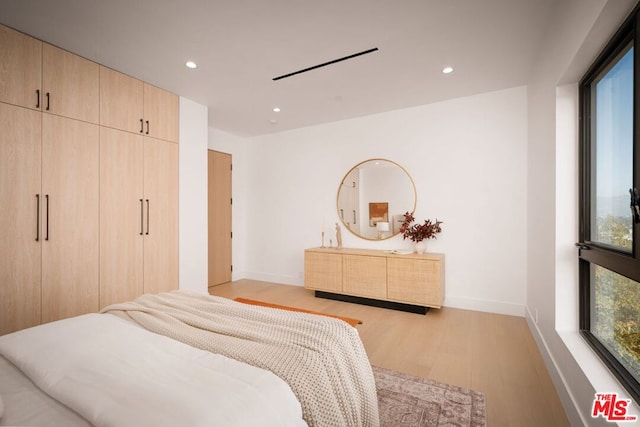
[104,291,380,426]
[0,355,91,427]
[0,313,306,427]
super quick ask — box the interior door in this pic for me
[208,150,232,287]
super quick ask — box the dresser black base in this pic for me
[314,291,429,315]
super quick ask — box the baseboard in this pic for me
[443,295,525,317]
[524,307,586,426]
[243,271,303,287]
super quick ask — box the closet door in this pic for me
[143,137,178,294]
[143,83,179,143]
[42,43,99,123]
[0,103,42,335]
[0,25,42,110]
[99,127,144,308]
[99,66,143,134]
[41,114,99,323]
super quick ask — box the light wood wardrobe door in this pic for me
[99,127,144,308]
[41,114,99,323]
[0,25,41,110]
[42,43,99,123]
[99,66,143,134]
[0,103,42,335]
[143,137,178,294]
[143,83,179,143]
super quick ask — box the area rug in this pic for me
[373,366,486,427]
[233,297,362,327]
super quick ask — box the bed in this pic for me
[0,291,380,427]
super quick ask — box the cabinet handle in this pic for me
[340,208,344,219]
[140,199,144,235]
[145,120,150,135]
[140,119,144,133]
[353,210,356,225]
[35,194,40,241]
[145,199,150,235]
[46,92,50,111]
[36,89,40,109]
[45,194,49,241]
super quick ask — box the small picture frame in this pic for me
[369,202,388,227]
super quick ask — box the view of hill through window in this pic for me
[587,41,639,393]
[592,220,640,385]
[593,47,633,251]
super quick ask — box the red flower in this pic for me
[399,212,443,242]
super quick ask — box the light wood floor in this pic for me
[210,279,571,427]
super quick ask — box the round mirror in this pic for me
[337,159,416,240]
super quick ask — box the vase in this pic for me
[414,240,427,254]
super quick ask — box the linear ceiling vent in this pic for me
[273,47,379,81]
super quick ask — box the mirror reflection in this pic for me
[337,159,416,240]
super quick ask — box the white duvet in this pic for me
[0,313,306,427]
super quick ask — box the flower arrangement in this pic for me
[399,212,443,242]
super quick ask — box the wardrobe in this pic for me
[0,24,179,335]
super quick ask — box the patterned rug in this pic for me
[373,366,486,427]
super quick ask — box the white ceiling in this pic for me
[0,0,557,137]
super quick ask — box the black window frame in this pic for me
[578,4,640,404]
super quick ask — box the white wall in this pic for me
[239,86,528,316]
[526,0,639,425]
[202,4,640,422]
[178,97,208,293]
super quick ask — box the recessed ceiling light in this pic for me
[442,66,454,74]
[273,107,281,112]
[185,61,197,69]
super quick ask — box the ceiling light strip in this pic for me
[273,47,379,81]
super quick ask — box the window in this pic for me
[579,7,640,403]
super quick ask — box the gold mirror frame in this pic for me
[336,159,417,241]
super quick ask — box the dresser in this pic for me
[304,247,444,313]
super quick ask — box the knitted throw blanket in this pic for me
[102,291,380,427]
